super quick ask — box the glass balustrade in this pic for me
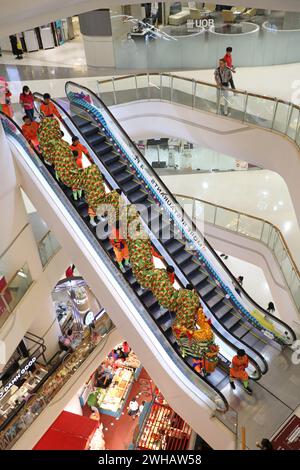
[0,263,33,328]
[97,74,300,151]
[38,231,61,267]
[175,194,300,314]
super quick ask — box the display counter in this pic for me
[98,366,134,418]
[0,365,48,425]
[85,348,141,419]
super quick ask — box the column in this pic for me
[79,10,115,68]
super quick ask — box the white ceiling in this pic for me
[1,0,300,36]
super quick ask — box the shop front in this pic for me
[56,343,196,451]
[0,335,48,428]
[82,343,142,420]
[52,276,110,353]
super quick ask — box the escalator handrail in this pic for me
[35,93,265,379]
[0,111,229,414]
[64,81,296,345]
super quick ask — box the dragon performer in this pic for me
[37,117,219,372]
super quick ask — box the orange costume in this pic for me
[40,102,61,120]
[71,142,90,159]
[151,246,163,261]
[22,121,39,148]
[230,354,249,382]
[110,227,129,264]
[0,80,13,118]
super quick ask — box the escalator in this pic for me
[2,110,235,421]
[32,92,267,384]
[60,83,295,358]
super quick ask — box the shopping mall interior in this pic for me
[0,0,300,454]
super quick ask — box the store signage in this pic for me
[0,356,37,399]
[84,310,95,327]
[150,178,203,247]
[187,19,214,29]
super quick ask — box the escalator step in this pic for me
[173,250,193,266]
[141,292,159,309]
[163,238,185,255]
[81,123,99,137]
[108,161,128,175]
[181,261,199,276]
[114,171,134,184]
[240,331,261,348]
[187,271,206,284]
[100,153,120,166]
[88,134,106,146]
[230,323,250,338]
[205,293,223,309]
[93,143,113,156]
[165,329,176,344]
[149,304,168,320]
[223,314,241,330]
[127,190,148,204]
[213,304,232,320]
[158,317,174,332]
[71,115,89,127]
[199,284,217,297]
[121,180,142,194]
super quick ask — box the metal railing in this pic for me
[175,193,300,312]
[97,73,300,150]
[37,230,60,267]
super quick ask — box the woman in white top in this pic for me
[128,396,139,419]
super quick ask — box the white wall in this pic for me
[0,248,70,364]
[82,35,115,68]
[0,123,70,365]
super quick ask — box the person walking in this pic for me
[229,349,252,395]
[40,93,62,120]
[65,264,75,278]
[22,115,39,149]
[139,400,146,416]
[256,438,274,450]
[235,275,244,296]
[9,34,23,60]
[19,86,35,121]
[0,77,13,118]
[128,397,139,419]
[214,58,232,116]
[166,265,175,284]
[223,47,236,90]
[110,220,130,272]
[70,136,92,163]
[267,301,275,313]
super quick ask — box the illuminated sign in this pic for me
[0,356,37,399]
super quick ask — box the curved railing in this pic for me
[174,194,300,313]
[97,73,300,149]
[65,80,296,347]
